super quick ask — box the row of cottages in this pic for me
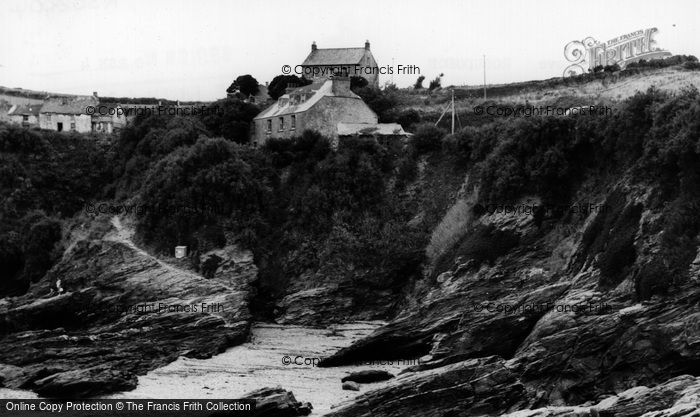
[5,95,126,133]
[301,41,379,87]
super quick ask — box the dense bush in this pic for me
[410,123,446,155]
[353,86,399,122]
[198,98,260,143]
[625,54,698,70]
[137,137,276,253]
[130,127,427,299]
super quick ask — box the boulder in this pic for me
[326,356,529,417]
[341,370,394,384]
[208,387,312,416]
[341,381,360,391]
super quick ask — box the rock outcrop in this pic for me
[0,217,256,397]
[341,370,394,384]
[501,375,700,417]
[320,184,700,414]
[341,381,360,391]
[238,387,312,417]
[326,356,530,417]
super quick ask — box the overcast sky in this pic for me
[1,0,698,101]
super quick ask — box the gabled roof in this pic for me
[302,48,367,66]
[9,103,42,116]
[254,78,363,119]
[41,97,97,115]
[337,123,409,136]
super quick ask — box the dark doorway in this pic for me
[57,122,63,132]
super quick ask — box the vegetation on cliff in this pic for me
[1,79,699,309]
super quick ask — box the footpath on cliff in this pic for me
[0,215,255,398]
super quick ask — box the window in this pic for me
[22,115,29,122]
[291,115,296,130]
[70,122,76,131]
[266,119,272,133]
[278,117,284,131]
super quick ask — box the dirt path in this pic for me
[106,216,201,281]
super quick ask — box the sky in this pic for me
[1,0,699,101]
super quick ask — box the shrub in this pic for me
[410,123,446,155]
[414,75,425,89]
[428,74,443,91]
[395,109,421,131]
[683,61,700,70]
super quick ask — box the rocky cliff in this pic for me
[0,217,257,397]
[318,175,700,415]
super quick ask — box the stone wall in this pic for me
[39,114,92,133]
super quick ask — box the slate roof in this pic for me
[9,103,42,116]
[41,97,97,115]
[254,78,363,119]
[337,123,409,136]
[302,48,367,66]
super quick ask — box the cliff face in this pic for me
[319,174,700,414]
[0,217,257,397]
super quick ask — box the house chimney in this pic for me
[365,40,370,50]
[331,77,351,96]
[311,41,317,52]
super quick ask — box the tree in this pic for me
[414,75,425,89]
[428,73,443,91]
[268,75,312,100]
[353,86,398,123]
[227,74,260,97]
